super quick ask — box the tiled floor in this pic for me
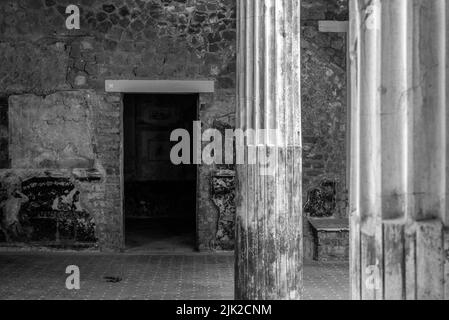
[303,260,350,300]
[0,252,349,300]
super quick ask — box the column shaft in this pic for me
[350,0,449,300]
[235,0,302,300]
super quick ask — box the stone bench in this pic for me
[309,218,349,262]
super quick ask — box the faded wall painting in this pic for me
[0,173,96,245]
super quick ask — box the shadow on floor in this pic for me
[125,218,196,253]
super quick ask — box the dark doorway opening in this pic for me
[123,94,198,252]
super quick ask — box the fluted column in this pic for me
[350,0,449,300]
[235,0,302,300]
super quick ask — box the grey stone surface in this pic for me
[9,92,96,169]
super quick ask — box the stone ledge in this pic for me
[309,218,349,232]
[309,218,349,262]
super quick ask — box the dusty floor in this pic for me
[125,218,196,253]
[0,252,349,300]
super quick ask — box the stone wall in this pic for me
[301,0,348,259]
[0,0,236,94]
[197,92,235,251]
[0,0,236,251]
[0,0,348,254]
[314,230,349,262]
[0,91,122,250]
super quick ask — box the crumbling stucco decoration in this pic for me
[0,192,29,242]
[304,180,338,218]
[211,170,235,250]
[0,173,28,241]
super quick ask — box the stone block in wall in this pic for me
[309,218,349,262]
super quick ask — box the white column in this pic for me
[350,0,449,300]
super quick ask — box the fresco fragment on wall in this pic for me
[304,180,337,218]
[0,175,96,245]
[211,170,235,251]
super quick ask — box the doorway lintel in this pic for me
[105,80,215,94]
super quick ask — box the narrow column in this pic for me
[235,0,302,300]
[350,0,449,299]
